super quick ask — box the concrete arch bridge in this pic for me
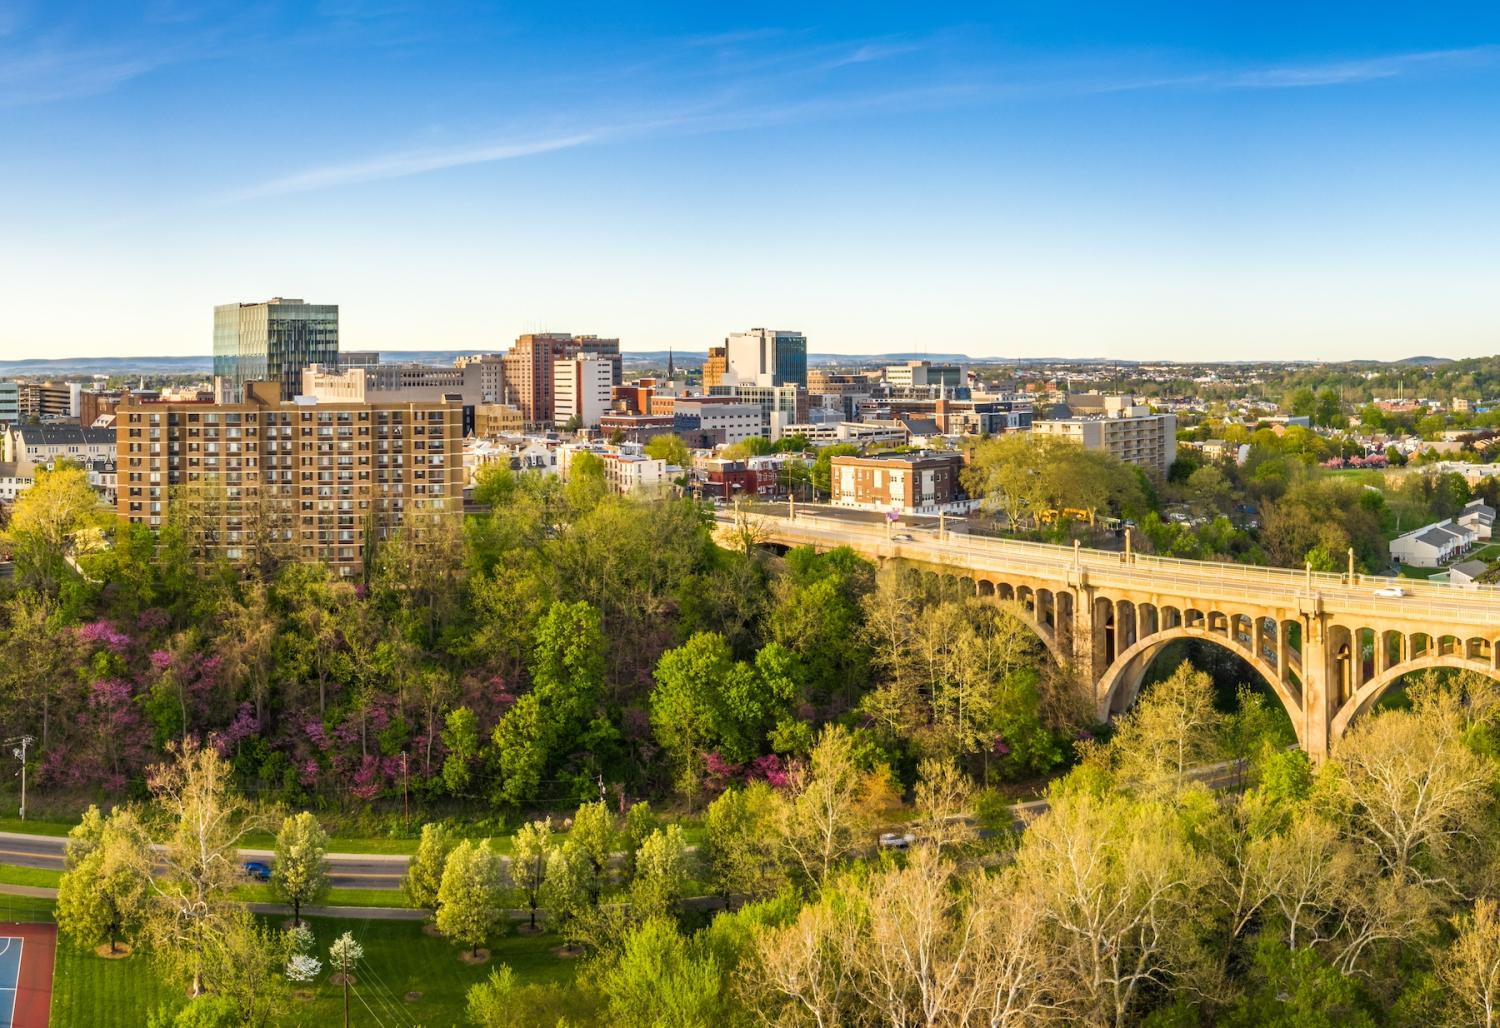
[718,507,1500,758]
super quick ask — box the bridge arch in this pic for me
[1330,653,1500,739]
[993,598,1068,670]
[1095,625,1305,748]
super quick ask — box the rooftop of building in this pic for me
[10,423,116,445]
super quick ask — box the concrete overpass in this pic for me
[718,505,1500,758]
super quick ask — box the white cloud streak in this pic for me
[237,132,601,198]
[230,41,1500,198]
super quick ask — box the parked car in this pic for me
[243,860,272,882]
[1373,585,1407,598]
[878,832,916,850]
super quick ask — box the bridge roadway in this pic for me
[721,505,1500,757]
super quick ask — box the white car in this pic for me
[1373,585,1407,598]
[878,832,916,850]
[892,533,913,542]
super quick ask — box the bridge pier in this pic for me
[1072,584,1097,687]
[1300,612,1332,761]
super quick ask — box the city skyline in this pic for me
[3,2,1499,362]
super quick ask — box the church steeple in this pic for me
[667,347,675,379]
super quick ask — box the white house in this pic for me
[1449,559,1490,586]
[1458,499,1495,541]
[1390,520,1476,568]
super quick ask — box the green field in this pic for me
[0,890,588,1027]
[0,864,60,889]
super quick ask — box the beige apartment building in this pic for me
[1032,395,1177,476]
[117,382,463,574]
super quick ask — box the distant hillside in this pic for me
[1395,355,1454,366]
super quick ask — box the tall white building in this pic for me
[553,356,612,429]
[724,328,807,387]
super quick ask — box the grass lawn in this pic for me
[285,916,582,1027]
[0,863,60,889]
[44,911,583,1027]
[0,888,588,1027]
[230,883,406,908]
[0,817,73,837]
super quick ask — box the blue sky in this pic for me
[2,2,1498,362]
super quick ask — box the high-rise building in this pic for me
[554,357,613,429]
[117,381,462,575]
[1032,395,1176,476]
[453,353,507,403]
[724,329,807,387]
[0,383,18,426]
[500,333,620,427]
[702,346,728,389]
[213,298,339,400]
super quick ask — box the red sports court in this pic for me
[0,924,54,1028]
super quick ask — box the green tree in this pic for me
[271,811,331,926]
[404,822,458,912]
[4,461,109,597]
[621,801,657,877]
[491,601,605,807]
[630,825,690,922]
[540,841,593,947]
[599,917,727,1027]
[650,633,798,800]
[704,782,780,907]
[644,433,690,469]
[511,818,553,931]
[441,706,480,797]
[436,840,507,957]
[56,807,151,954]
[570,799,616,903]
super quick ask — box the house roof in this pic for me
[1450,559,1490,580]
[11,424,114,446]
[1416,526,1460,547]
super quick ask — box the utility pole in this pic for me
[8,737,32,820]
[400,752,409,832]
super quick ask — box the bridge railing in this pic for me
[723,507,1500,624]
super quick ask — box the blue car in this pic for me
[243,860,272,882]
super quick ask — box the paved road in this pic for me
[0,831,408,890]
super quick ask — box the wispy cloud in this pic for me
[1218,46,1498,89]
[0,46,165,107]
[229,38,1499,199]
[238,132,601,198]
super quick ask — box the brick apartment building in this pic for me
[117,381,464,574]
[829,451,967,515]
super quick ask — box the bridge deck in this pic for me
[725,508,1500,627]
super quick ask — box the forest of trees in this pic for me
[0,458,1091,818]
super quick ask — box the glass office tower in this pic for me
[213,298,339,399]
